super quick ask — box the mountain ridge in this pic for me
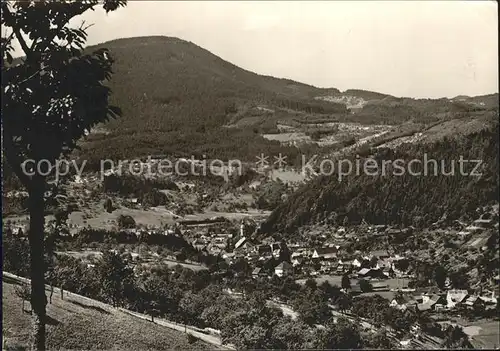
[94,35,497,101]
[75,35,498,166]
[260,120,499,235]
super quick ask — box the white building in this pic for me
[275,261,293,277]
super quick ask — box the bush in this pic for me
[255,181,288,211]
[141,189,169,207]
[104,198,114,213]
[342,136,356,147]
[359,279,373,292]
[186,333,198,344]
[309,130,322,141]
[117,215,136,229]
[3,235,31,277]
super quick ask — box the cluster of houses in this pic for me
[252,261,294,278]
[180,220,414,281]
[5,220,84,237]
[181,220,499,319]
[389,288,498,313]
[171,219,421,282]
[191,232,233,255]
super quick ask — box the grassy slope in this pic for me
[2,278,210,350]
[466,320,500,349]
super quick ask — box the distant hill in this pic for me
[452,93,499,109]
[341,89,393,100]
[75,36,498,165]
[260,121,499,234]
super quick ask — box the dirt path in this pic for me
[3,271,233,350]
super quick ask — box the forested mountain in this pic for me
[76,36,498,165]
[77,36,346,166]
[260,121,499,234]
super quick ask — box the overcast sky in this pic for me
[13,1,499,98]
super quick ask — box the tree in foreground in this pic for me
[1,1,126,349]
[358,278,373,293]
[97,251,134,307]
[313,316,363,349]
[14,282,32,314]
[341,272,351,291]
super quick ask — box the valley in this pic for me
[2,28,499,351]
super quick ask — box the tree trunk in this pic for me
[28,176,46,351]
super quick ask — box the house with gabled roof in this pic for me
[418,294,446,311]
[446,289,469,309]
[352,258,363,268]
[252,267,268,279]
[390,295,417,311]
[234,236,247,250]
[257,244,272,257]
[370,250,390,259]
[464,295,485,310]
[291,256,304,267]
[271,242,283,252]
[357,268,385,279]
[473,218,494,229]
[376,258,392,270]
[312,247,338,260]
[275,261,293,277]
[357,268,371,277]
[479,290,498,305]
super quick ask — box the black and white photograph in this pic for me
[1,1,499,350]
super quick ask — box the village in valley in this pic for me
[4,159,500,349]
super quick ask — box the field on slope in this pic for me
[2,277,210,350]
